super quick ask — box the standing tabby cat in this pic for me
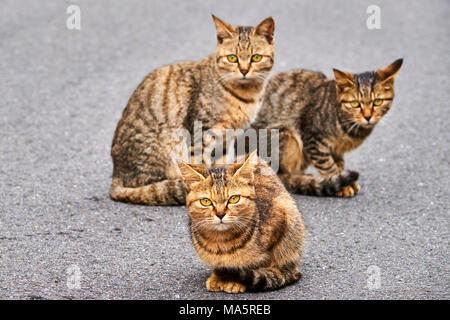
[253,59,403,197]
[110,15,275,205]
[178,152,304,293]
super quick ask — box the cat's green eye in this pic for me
[228,195,240,204]
[373,99,383,106]
[200,198,212,206]
[227,55,238,63]
[251,54,262,62]
[350,100,360,108]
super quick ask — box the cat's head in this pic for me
[212,15,275,84]
[333,59,403,128]
[178,152,258,232]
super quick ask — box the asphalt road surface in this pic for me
[1,0,449,299]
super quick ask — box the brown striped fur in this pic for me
[253,59,403,197]
[178,152,304,293]
[110,16,275,205]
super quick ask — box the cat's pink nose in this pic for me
[216,211,226,220]
[240,69,249,76]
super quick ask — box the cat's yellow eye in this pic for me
[227,55,238,63]
[251,54,262,62]
[350,100,360,108]
[228,195,240,204]
[373,99,383,106]
[200,198,212,206]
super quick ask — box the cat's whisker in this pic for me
[218,73,235,83]
[347,122,358,135]
[255,74,268,81]
[191,219,215,233]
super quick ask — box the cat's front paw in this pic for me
[222,281,246,294]
[206,274,223,292]
[336,182,360,197]
[206,275,246,293]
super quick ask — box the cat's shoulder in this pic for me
[136,55,214,91]
[144,55,214,77]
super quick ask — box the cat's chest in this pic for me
[217,100,262,130]
[194,233,266,268]
[216,85,264,129]
[241,101,261,125]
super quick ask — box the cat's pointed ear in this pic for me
[178,162,206,192]
[212,14,235,44]
[377,58,403,83]
[333,68,355,88]
[254,17,275,44]
[233,150,258,181]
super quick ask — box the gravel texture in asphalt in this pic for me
[0,0,449,299]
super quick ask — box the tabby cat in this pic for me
[110,15,275,205]
[178,151,304,293]
[253,59,403,197]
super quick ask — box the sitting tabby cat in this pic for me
[253,59,403,197]
[178,152,304,293]
[110,15,275,205]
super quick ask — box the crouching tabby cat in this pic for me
[110,15,275,205]
[253,59,403,197]
[178,151,304,293]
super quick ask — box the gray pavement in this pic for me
[0,0,449,299]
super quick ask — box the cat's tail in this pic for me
[247,263,301,291]
[215,263,301,292]
[110,177,186,205]
[279,170,359,196]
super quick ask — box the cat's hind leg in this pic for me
[277,130,358,196]
[278,128,304,175]
[111,146,188,205]
[303,140,360,197]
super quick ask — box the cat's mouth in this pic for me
[359,122,373,128]
[214,223,230,231]
[210,221,235,232]
[361,121,377,128]
[237,76,251,82]
[354,119,377,128]
[237,75,260,82]
[211,216,234,230]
